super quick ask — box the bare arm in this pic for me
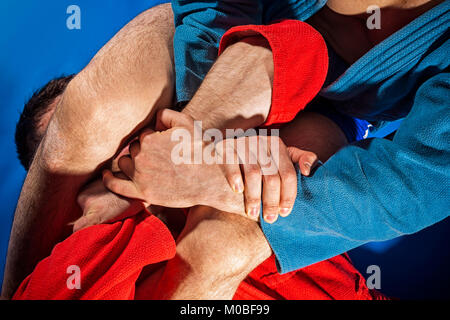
[182,36,273,131]
[2,4,175,298]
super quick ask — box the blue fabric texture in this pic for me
[172,0,450,273]
[262,72,450,272]
[172,0,327,103]
[263,1,450,273]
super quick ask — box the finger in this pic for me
[299,151,319,176]
[274,141,297,217]
[129,140,140,158]
[73,198,146,233]
[72,212,102,233]
[242,154,262,220]
[216,139,244,193]
[118,155,135,179]
[287,147,317,176]
[102,170,143,200]
[156,108,193,131]
[287,146,303,165]
[72,216,89,233]
[139,128,155,142]
[261,171,281,224]
[257,137,280,223]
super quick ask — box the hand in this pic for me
[218,135,318,223]
[102,109,246,214]
[72,177,146,232]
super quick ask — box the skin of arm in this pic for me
[2,4,175,298]
[182,36,274,131]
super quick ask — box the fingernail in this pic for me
[304,162,311,176]
[265,214,277,223]
[248,206,260,218]
[279,207,291,217]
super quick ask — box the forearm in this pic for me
[172,0,260,103]
[182,36,273,131]
[177,37,273,215]
[153,206,271,300]
[152,254,242,300]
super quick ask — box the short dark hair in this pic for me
[15,75,75,170]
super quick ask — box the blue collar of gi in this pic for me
[321,0,450,101]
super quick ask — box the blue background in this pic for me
[0,0,448,299]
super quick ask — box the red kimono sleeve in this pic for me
[12,212,176,300]
[218,20,329,126]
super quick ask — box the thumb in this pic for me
[102,169,144,200]
[155,108,194,131]
[72,212,100,233]
[287,147,319,176]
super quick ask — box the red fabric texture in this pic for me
[12,20,384,300]
[12,210,384,300]
[13,212,176,300]
[234,255,386,300]
[218,20,329,126]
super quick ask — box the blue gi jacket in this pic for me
[171,0,450,273]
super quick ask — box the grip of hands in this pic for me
[74,109,319,232]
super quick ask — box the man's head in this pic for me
[15,75,74,170]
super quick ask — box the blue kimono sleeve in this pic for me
[171,0,261,103]
[171,0,329,103]
[261,73,450,274]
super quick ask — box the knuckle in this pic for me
[226,164,240,175]
[246,166,261,180]
[262,204,279,214]
[264,174,280,188]
[139,131,153,144]
[107,180,121,192]
[304,151,318,161]
[246,198,261,206]
[282,171,297,185]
